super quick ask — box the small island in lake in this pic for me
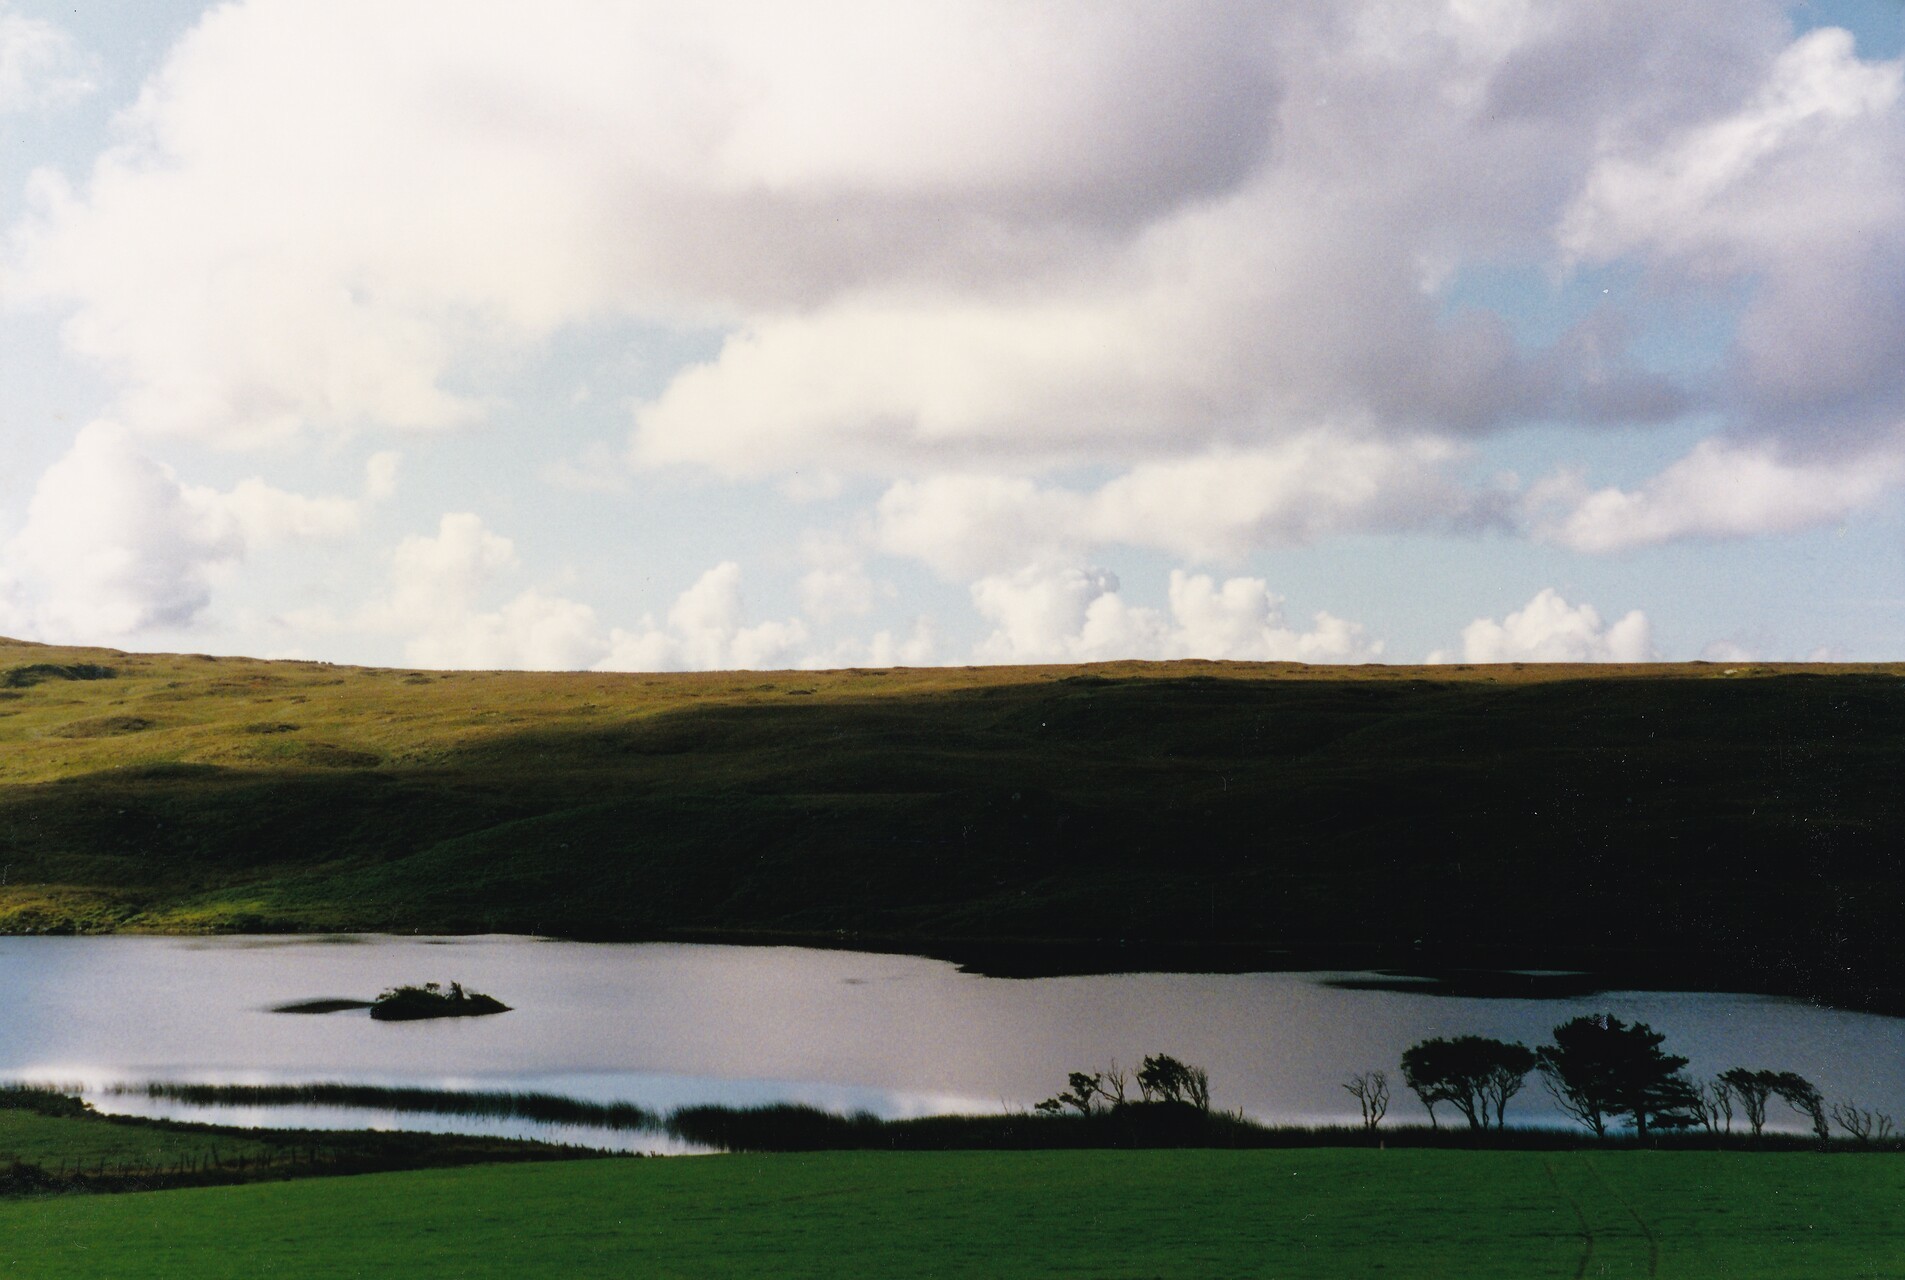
[369,981,510,1021]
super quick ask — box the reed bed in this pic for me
[109,1082,659,1131]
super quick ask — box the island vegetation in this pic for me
[368,981,509,1021]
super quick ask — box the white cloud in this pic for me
[5,0,1281,447]
[1434,588,1654,663]
[877,436,1474,576]
[372,512,521,629]
[0,424,369,641]
[356,514,608,670]
[7,2,1795,472]
[0,424,237,639]
[878,475,1085,578]
[797,536,882,624]
[0,7,92,112]
[1561,27,1905,441]
[1531,437,1905,552]
[365,450,402,501]
[804,616,937,669]
[9,0,1903,609]
[970,564,1382,664]
[600,561,808,672]
[406,588,607,672]
[355,522,895,672]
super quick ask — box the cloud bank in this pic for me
[4,2,1901,665]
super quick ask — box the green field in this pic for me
[3,637,1903,1007]
[0,1090,589,1193]
[0,1106,274,1172]
[1,1149,1899,1278]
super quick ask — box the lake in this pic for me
[2,935,1897,1151]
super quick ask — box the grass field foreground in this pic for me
[0,1148,1900,1279]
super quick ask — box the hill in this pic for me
[1,636,1901,1009]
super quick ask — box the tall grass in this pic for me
[111,1083,658,1131]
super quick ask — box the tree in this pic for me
[1136,1054,1211,1111]
[1536,1014,1695,1138]
[1772,1071,1828,1142]
[1692,1077,1735,1135]
[1399,1037,1537,1131]
[1718,1068,1778,1138]
[1343,1071,1390,1132]
[1830,1101,1896,1144]
[1034,1066,1125,1115]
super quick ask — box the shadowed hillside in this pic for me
[1,637,1901,1009]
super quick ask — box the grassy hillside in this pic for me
[2,636,1902,1007]
[2,1148,1900,1278]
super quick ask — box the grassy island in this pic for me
[368,982,509,1021]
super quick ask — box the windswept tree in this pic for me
[1719,1068,1779,1138]
[1343,1071,1390,1132]
[1399,1036,1537,1131]
[1830,1101,1896,1144]
[1692,1077,1735,1135]
[1037,1055,1208,1115]
[1773,1072,1828,1142]
[1718,1068,1825,1139]
[1034,1064,1125,1115]
[1536,1014,1696,1138]
[1136,1054,1211,1111]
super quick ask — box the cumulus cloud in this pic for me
[8,0,1902,589]
[0,7,92,112]
[4,6,1796,454]
[1530,437,1905,552]
[0,424,237,639]
[970,565,1381,664]
[357,522,818,672]
[877,436,1475,577]
[797,536,884,624]
[802,617,937,669]
[1433,588,1654,663]
[600,562,809,672]
[406,588,608,672]
[5,0,1280,446]
[1561,26,1905,444]
[0,424,375,641]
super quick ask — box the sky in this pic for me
[1,0,1903,671]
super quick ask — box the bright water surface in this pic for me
[2,935,1898,1151]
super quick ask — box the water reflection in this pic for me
[1,935,1898,1146]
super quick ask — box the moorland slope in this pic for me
[1,637,1900,1008]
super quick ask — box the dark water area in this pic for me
[1,935,1897,1151]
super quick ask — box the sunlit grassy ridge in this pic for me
[2,636,1902,1007]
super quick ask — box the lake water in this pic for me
[2,935,1898,1151]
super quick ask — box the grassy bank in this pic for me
[0,1087,595,1193]
[1,1148,1899,1278]
[3,637,1902,1007]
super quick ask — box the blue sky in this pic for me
[2,0,1903,669]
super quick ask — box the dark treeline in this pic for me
[662,1105,1902,1155]
[1360,1013,1896,1144]
[15,1007,1899,1163]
